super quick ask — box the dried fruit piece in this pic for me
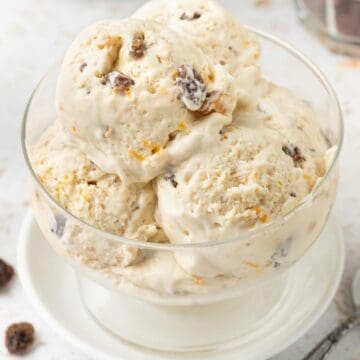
[0,259,14,288]
[50,214,66,237]
[79,63,87,72]
[130,33,146,59]
[192,275,204,284]
[5,322,35,354]
[282,144,305,167]
[290,192,297,197]
[129,149,145,161]
[103,71,135,94]
[168,130,179,141]
[180,11,201,20]
[175,65,206,111]
[196,90,222,115]
[164,173,178,188]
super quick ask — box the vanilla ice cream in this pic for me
[28,0,338,301]
[30,123,166,268]
[155,80,330,277]
[56,18,236,183]
[133,0,260,71]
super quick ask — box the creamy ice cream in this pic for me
[156,80,328,243]
[155,79,330,277]
[133,0,260,71]
[56,18,236,183]
[28,0,338,301]
[30,123,166,268]
[133,0,261,110]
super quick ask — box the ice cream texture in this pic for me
[29,0,336,299]
[133,0,260,71]
[30,123,166,268]
[56,18,236,183]
[156,80,328,246]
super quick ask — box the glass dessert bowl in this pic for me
[22,28,343,352]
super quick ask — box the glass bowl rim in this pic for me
[21,27,344,251]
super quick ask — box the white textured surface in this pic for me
[0,0,359,359]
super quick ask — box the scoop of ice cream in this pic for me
[133,0,260,71]
[30,123,167,266]
[56,18,236,183]
[155,81,328,277]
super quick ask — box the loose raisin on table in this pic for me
[0,258,14,288]
[5,322,35,354]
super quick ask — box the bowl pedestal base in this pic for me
[18,212,345,359]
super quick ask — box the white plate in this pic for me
[18,212,345,360]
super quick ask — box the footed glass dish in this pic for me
[22,29,343,352]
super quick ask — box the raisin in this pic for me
[180,11,201,20]
[290,192,297,197]
[168,130,179,141]
[164,173,178,188]
[103,71,135,93]
[5,322,35,354]
[0,259,14,288]
[130,33,146,59]
[282,144,305,167]
[196,90,221,115]
[79,63,87,72]
[50,214,66,237]
[175,65,206,111]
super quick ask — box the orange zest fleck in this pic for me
[97,36,122,50]
[253,207,268,224]
[141,139,151,147]
[141,139,162,155]
[177,120,187,132]
[207,71,215,82]
[171,69,179,80]
[129,149,145,161]
[192,276,204,285]
[151,145,162,154]
[243,261,263,273]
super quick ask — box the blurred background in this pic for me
[0,0,359,359]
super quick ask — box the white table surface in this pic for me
[0,0,359,359]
